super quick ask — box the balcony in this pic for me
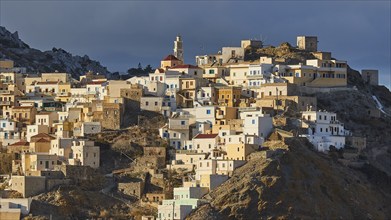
[317,66,347,72]
[216,114,224,119]
[0,90,12,94]
[0,101,12,106]
[246,74,264,79]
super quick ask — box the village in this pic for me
[0,35,383,220]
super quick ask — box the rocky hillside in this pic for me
[0,26,110,78]
[315,78,391,176]
[187,138,391,219]
[245,42,317,64]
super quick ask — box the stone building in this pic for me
[174,35,184,62]
[120,84,143,111]
[118,176,145,199]
[10,176,46,197]
[361,69,379,86]
[161,55,183,69]
[297,36,318,52]
[101,102,123,130]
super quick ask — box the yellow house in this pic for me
[0,59,14,69]
[225,143,258,161]
[215,106,237,126]
[41,72,70,83]
[55,83,72,102]
[29,139,51,153]
[202,66,228,83]
[160,55,183,69]
[215,86,242,107]
[21,153,58,175]
[0,90,15,118]
[307,59,347,87]
[177,78,199,108]
[278,59,348,87]
[12,106,37,125]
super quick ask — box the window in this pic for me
[181,121,185,125]
[206,110,211,114]
[252,119,255,124]
[155,102,158,106]
[145,101,149,106]
[209,69,215,74]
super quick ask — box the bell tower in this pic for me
[174,35,184,62]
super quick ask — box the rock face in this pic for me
[245,42,317,64]
[0,26,110,78]
[187,139,391,219]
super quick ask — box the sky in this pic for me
[0,0,390,87]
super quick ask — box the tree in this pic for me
[126,63,155,76]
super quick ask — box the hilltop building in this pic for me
[174,35,184,62]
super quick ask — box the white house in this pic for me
[195,159,246,181]
[69,139,100,168]
[240,110,273,145]
[192,134,219,153]
[301,110,349,152]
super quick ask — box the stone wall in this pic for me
[137,156,166,169]
[11,176,46,198]
[54,165,95,183]
[118,181,145,198]
[346,136,366,152]
[101,103,123,130]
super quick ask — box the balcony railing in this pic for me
[0,90,12,94]
[0,101,12,106]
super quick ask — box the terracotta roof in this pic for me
[163,55,179,61]
[87,81,106,85]
[156,68,165,73]
[9,140,29,146]
[31,133,55,139]
[193,133,218,139]
[170,64,200,69]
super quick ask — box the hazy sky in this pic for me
[0,1,390,87]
